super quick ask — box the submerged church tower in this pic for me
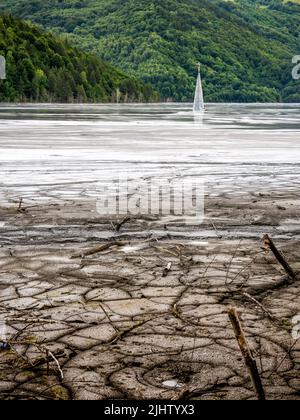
[193,63,205,112]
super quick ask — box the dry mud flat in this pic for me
[0,192,299,400]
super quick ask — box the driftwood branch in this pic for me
[228,307,266,400]
[71,241,127,259]
[262,234,297,280]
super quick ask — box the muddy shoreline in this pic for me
[0,190,299,400]
[0,104,299,399]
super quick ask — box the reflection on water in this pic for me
[0,103,299,202]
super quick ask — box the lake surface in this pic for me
[0,103,299,203]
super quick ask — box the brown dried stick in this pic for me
[71,241,127,259]
[228,307,266,400]
[262,234,297,280]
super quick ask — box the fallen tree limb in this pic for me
[262,234,297,280]
[228,307,266,400]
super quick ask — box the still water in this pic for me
[0,103,299,203]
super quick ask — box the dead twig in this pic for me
[98,301,120,335]
[208,218,222,239]
[106,320,145,345]
[115,216,131,232]
[225,240,242,286]
[228,307,266,400]
[198,256,216,285]
[231,250,264,289]
[7,339,65,381]
[267,337,300,379]
[17,198,25,213]
[262,234,297,280]
[71,241,127,259]
[48,350,64,381]
[242,292,275,321]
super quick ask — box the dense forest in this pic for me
[0,14,158,103]
[0,0,299,102]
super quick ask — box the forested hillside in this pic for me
[0,14,158,103]
[0,0,299,102]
